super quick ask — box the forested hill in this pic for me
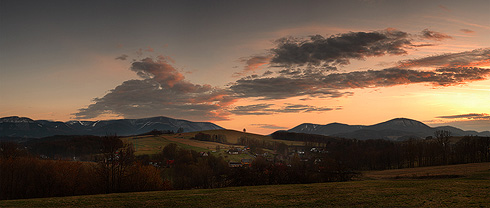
[287,118,490,140]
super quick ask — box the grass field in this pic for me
[363,162,490,180]
[121,129,297,161]
[121,135,210,155]
[122,133,256,161]
[180,129,304,146]
[2,163,489,207]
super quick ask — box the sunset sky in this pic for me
[1,0,489,134]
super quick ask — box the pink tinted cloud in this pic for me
[233,55,272,77]
[131,57,185,88]
[145,46,154,52]
[76,56,237,121]
[460,29,475,34]
[438,5,451,12]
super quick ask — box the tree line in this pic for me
[273,131,490,170]
[152,142,358,189]
[191,132,228,143]
[0,136,165,200]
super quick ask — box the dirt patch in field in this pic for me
[363,162,490,180]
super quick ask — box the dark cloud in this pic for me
[399,48,490,68]
[230,67,490,100]
[75,57,236,121]
[251,124,288,130]
[231,76,350,100]
[411,43,436,48]
[460,29,475,34]
[437,113,490,120]
[115,54,129,60]
[270,29,413,68]
[229,103,336,115]
[420,29,452,41]
[262,70,274,76]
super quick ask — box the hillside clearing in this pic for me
[122,129,299,159]
[122,134,256,161]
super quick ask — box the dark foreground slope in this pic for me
[2,164,489,208]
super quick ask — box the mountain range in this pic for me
[0,116,223,138]
[287,118,490,140]
[2,116,489,140]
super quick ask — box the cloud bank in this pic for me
[75,57,236,121]
[77,29,490,122]
[230,66,490,100]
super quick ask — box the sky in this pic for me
[1,0,489,134]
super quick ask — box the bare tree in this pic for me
[434,130,451,165]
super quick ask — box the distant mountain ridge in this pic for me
[0,116,223,138]
[287,118,490,140]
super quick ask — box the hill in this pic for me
[1,163,489,207]
[123,129,302,161]
[0,116,223,138]
[287,118,490,140]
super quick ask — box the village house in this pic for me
[241,159,252,167]
[227,148,241,155]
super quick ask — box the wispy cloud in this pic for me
[437,113,490,120]
[427,16,490,30]
[420,29,452,41]
[431,113,490,131]
[460,29,475,34]
[398,48,490,68]
[438,5,451,12]
[145,46,154,52]
[115,54,129,60]
[251,124,288,130]
[230,103,337,115]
